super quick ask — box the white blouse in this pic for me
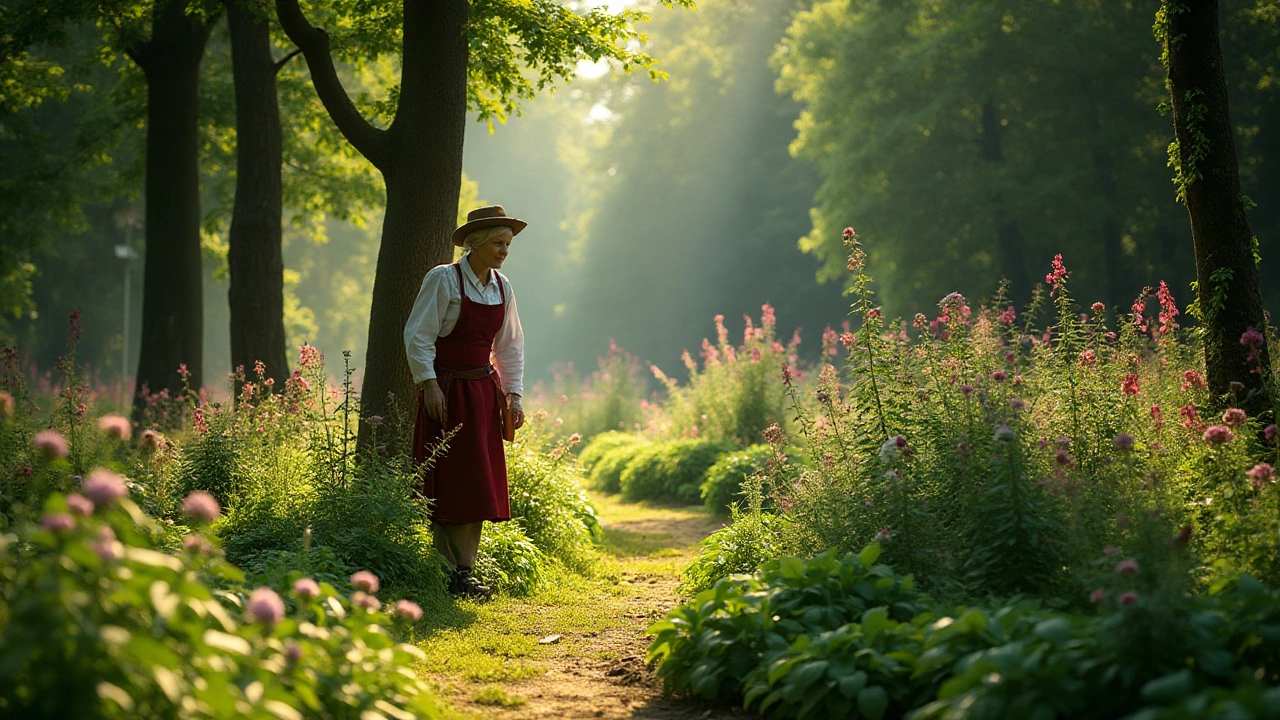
[403,257,524,396]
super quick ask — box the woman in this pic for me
[404,205,527,598]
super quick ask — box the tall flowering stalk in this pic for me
[842,229,889,440]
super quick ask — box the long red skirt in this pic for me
[413,374,510,525]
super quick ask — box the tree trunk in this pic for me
[359,0,470,451]
[130,0,214,416]
[275,0,469,454]
[227,0,289,388]
[1164,0,1272,415]
[981,100,1030,304]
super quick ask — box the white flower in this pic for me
[878,437,902,464]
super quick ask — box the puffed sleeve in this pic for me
[491,273,524,396]
[404,266,453,384]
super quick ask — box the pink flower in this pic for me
[874,528,892,542]
[568,433,581,444]
[1078,349,1096,367]
[1090,588,1105,604]
[1267,424,1279,442]
[67,493,94,516]
[1222,408,1247,428]
[780,363,793,385]
[1247,463,1274,489]
[139,429,164,451]
[97,414,131,440]
[41,513,75,533]
[82,469,128,506]
[1091,302,1105,314]
[1121,374,1140,396]
[1119,591,1139,606]
[1150,405,1164,428]
[351,591,381,612]
[990,370,1007,382]
[1115,558,1140,575]
[283,642,303,664]
[182,535,212,554]
[294,578,321,601]
[1203,426,1233,445]
[842,227,855,238]
[1181,370,1206,392]
[178,363,190,378]
[761,303,777,331]
[960,384,974,397]
[34,429,69,458]
[1103,546,1118,556]
[350,570,380,594]
[298,343,322,368]
[1045,253,1069,287]
[394,599,423,621]
[247,587,286,625]
[998,306,1016,325]
[762,423,786,445]
[1241,327,1265,363]
[867,308,882,319]
[0,390,13,418]
[92,526,123,561]
[1112,433,1135,451]
[1156,281,1179,334]
[182,491,220,523]
[1054,448,1074,468]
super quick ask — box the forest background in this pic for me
[4,0,1279,392]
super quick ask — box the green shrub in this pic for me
[475,519,546,596]
[577,430,642,472]
[587,440,651,493]
[0,491,442,719]
[681,507,789,594]
[701,443,784,515]
[506,440,599,571]
[619,439,733,503]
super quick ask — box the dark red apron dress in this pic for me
[412,263,510,525]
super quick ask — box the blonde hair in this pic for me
[462,225,513,252]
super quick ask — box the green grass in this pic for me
[472,685,527,707]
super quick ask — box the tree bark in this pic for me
[277,0,469,453]
[1164,0,1272,414]
[227,0,289,388]
[130,0,214,415]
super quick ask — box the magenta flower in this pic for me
[350,570,380,594]
[394,599,423,622]
[1156,281,1179,334]
[1119,591,1139,606]
[1078,349,1097,367]
[82,469,128,506]
[998,306,1016,325]
[1091,302,1105,314]
[1112,433,1135,452]
[1044,253,1069,286]
[1181,370,1206,392]
[1115,558,1140,575]
[41,513,75,533]
[182,491,221,523]
[1203,426,1234,445]
[294,578,321,601]
[66,493,93,516]
[1089,588,1105,604]
[1247,463,1274,489]
[1121,374,1140,396]
[97,414,131,440]
[1054,448,1074,468]
[247,587,286,625]
[34,429,70,459]
[351,591,381,612]
[1222,408,1247,428]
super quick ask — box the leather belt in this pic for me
[442,365,494,380]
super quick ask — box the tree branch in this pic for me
[274,0,389,169]
[272,46,303,75]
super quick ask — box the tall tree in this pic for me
[226,0,290,387]
[1159,0,1272,413]
[274,0,689,452]
[121,0,219,411]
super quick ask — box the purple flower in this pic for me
[34,429,70,459]
[1203,426,1234,445]
[394,599,423,622]
[1115,558,1140,575]
[1222,408,1247,428]
[66,493,94,516]
[350,570,380,594]
[283,642,303,664]
[92,526,123,561]
[41,513,75,533]
[1247,463,1275,489]
[1112,433,1135,452]
[97,414,131,440]
[1267,424,1279,442]
[351,591,381,612]
[182,491,221,524]
[1119,591,1139,606]
[247,587,286,626]
[83,469,128,506]
[294,578,321,601]
[1089,588,1105,604]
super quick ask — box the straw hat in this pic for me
[452,205,527,247]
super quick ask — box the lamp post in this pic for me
[114,208,140,407]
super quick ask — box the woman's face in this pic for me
[471,228,513,271]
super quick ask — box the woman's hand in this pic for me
[420,379,447,423]
[507,394,525,430]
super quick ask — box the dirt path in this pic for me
[417,494,753,719]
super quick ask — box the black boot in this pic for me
[449,566,492,599]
